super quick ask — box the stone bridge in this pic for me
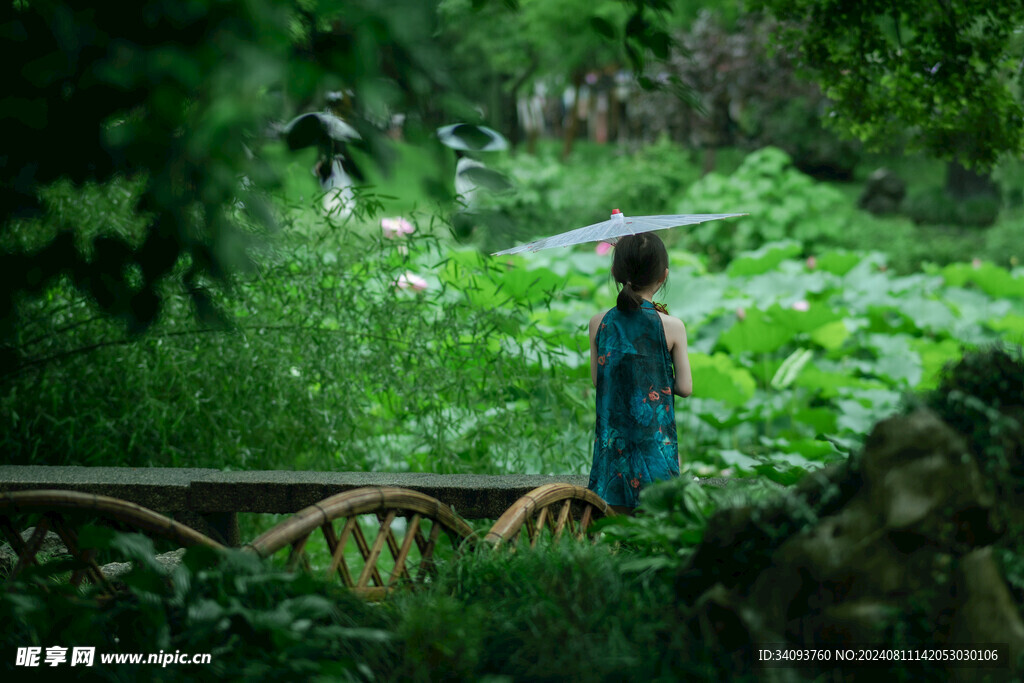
[0,466,732,546]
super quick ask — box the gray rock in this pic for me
[950,547,1024,678]
[683,407,1019,678]
[99,547,187,580]
[862,410,994,549]
[0,527,69,573]
[858,167,906,214]
[100,561,134,581]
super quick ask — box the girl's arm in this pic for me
[588,312,603,388]
[666,316,693,397]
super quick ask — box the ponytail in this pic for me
[616,280,644,313]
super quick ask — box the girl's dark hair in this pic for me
[611,233,669,313]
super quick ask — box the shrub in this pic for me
[421,540,697,681]
[0,192,585,474]
[903,186,1001,228]
[0,534,396,681]
[924,344,1024,478]
[754,96,862,181]
[675,147,850,265]
[0,529,716,681]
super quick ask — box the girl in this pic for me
[587,233,693,514]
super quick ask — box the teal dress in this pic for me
[588,300,679,508]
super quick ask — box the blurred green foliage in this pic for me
[1,534,396,681]
[923,345,1024,479]
[676,147,848,264]
[0,528,736,681]
[903,186,1002,228]
[1,189,589,473]
[750,0,1024,170]
[593,474,717,572]
[0,0,461,355]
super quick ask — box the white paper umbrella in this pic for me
[282,112,360,151]
[437,123,508,152]
[491,209,746,256]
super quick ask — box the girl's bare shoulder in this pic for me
[590,309,613,327]
[657,311,686,334]
[589,309,613,337]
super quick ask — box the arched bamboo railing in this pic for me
[484,483,613,549]
[244,487,476,600]
[0,489,224,595]
[0,484,616,601]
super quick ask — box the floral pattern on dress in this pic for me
[588,300,679,509]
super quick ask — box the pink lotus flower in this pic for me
[596,241,613,256]
[791,300,810,312]
[736,307,746,321]
[395,272,428,291]
[381,217,414,239]
[972,258,982,269]
[806,256,817,269]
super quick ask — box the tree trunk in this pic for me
[507,59,539,153]
[608,82,620,143]
[561,71,585,162]
[702,147,717,176]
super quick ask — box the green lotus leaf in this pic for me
[941,262,1024,298]
[688,352,757,406]
[727,241,802,276]
[808,320,849,350]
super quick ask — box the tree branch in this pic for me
[3,324,409,380]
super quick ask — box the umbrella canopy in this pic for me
[437,123,508,152]
[491,210,746,256]
[282,112,360,151]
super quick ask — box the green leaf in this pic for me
[793,363,886,398]
[808,320,849,350]
[941,262,1024,298]
[726,241,802,276]
[988,312,1024,343]
[688,352,757,406]
[866,334,922,387]
[589,16,616,39]
[813,250,862,275]
[908,337,963,391]
[717,308,793,354]
[718,449,760,469]
[770,347,813,389]
[791,407,838,433]
[648,31,671,60]
[753,462,809,486]
[501,266,566,303]
[783,438,841,461]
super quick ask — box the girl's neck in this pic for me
[636,287,659,302]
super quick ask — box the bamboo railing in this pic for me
[484,483,612,548]
[244,487,476,600]
[0,489,224,596]
[1,484,612,600]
